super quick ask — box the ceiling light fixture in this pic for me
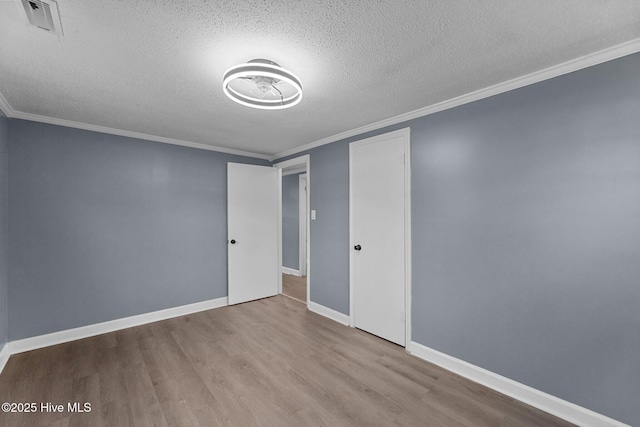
[222,59,303,110]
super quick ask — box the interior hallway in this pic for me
[282,273,306,304]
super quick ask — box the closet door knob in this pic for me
[230,239,236,244]
[354,244,362,251]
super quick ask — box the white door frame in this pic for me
[349,128,412,346]
[298,174,308,277]
[273,155,311,306]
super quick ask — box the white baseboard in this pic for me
[281,267,301,276]
[408,341,629,427]
[308,301,350,326]
[9,297,228,355]
[0,342,10,374]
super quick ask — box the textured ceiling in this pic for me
[1,1,640,158]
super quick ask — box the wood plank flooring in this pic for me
[0,296,574,427]
[282,273,306,304]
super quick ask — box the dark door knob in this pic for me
[230,239,236,244]
[354,244,362,251]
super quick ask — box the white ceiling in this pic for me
[1,1,640,159]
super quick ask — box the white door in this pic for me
[350,129,410,346]
[228,163,280,305]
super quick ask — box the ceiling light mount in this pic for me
[223,59,303,110]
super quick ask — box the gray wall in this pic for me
[410,53,640,425]
[2,49,638,426]
[0,110,8,348]
[282,173,299,270]
[275,52,640,425]
[8,119,268,340]
[309,141,350,313]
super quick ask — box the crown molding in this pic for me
[2,37,639,162]
[0,91,15,117]
[271,37,640,161]
[1,106,271,160]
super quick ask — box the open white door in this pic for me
[228,163,280,305]
[350,128,410,346]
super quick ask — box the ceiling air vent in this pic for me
[21,0,63,36]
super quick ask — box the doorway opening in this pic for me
[274,155,310,306]
[282,272,306,304]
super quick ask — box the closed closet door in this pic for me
[350,129,410,346]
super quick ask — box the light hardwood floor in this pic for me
[0,296,574,427]
[282,273,306,304]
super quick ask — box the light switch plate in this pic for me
[311,210,316,220]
